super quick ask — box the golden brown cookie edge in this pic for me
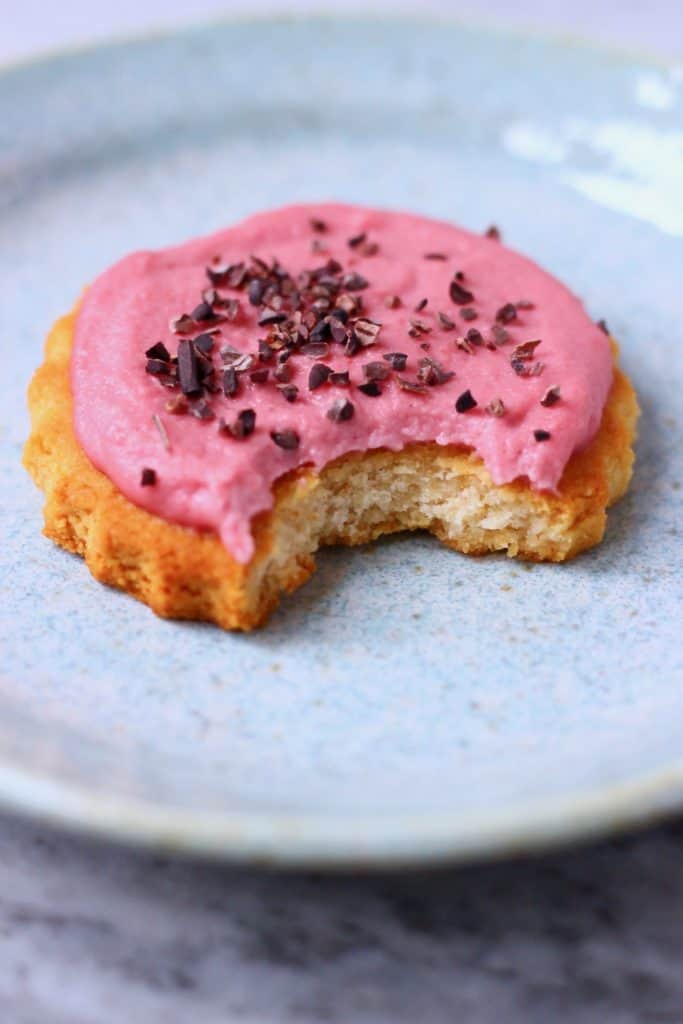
[23,307,639,630]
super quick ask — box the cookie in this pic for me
[24,204,639,629]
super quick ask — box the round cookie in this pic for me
[23,205,639,630]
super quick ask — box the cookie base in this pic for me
[24,309,639,630]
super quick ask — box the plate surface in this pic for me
[1,16,682,866]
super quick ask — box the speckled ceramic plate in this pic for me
[1,16,682,867]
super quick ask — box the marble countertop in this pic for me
[2,812,683,1022]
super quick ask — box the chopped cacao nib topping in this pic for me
[496,303,518,324]
[335,292,360,316]
[193,333,215,355]
[408,317,431,338]
[249,254,270,274]
[311,238,327,254]
[540,385,561,407]
[511,359,545,378]
[222,353,251,375]
[145,341,171,361]
[257,338,274,362]
[195,352,214,383]
[342,272,369,291]
[397,378,428,394]
[417,357,454,386]
[170,314,195,335]
[493,303,516,323]
[146,357,172,376]
[205,264,228,285]
[277,384,299,402]
[486,398,506,417]
[219,408,256,439]
[177,339,202,395]
[222,367,239,397]
[236,409,257,437]
[247,278,266,308]
[140,467,157,487]
[308,363,332,390]
[353,318,382,346]
[274,362,292,383]
[597,319,610,335]
[223,298,241,321]
[363,361,390,381]
[485,225,501,240]
[204,291,240,320]
[449,278,475,305]
[152,413,171,451]
[270,429,300,450]
[511,339,542,361]
[249,368,269,384]
[329,318,349,344]
[327,398,355,422]
[309,319,330,343]
[206,261,247,288]
[165,395,189,415]
[258,310,288,327]
[419,342,431,351]
[220,342,242,362]
[383,352,408,371]
[191,301,215,323]
[190,399,216,421]
[301,341,331,359]
[455,389,477,413]
[344,333,362,357]
[534,429,551,442]
[145,229,559,462]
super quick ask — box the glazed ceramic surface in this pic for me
[1,16,682,865]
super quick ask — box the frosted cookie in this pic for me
[24,204,638,629]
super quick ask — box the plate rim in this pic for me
[4,13,681,867]
[0,8,679,80]
[0,759,682,867]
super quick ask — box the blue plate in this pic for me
[1,16,682,866]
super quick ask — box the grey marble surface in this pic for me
[1,812,683,1023]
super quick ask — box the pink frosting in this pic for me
[72,203,613,563]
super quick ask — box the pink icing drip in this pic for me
[72,204,613,563]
